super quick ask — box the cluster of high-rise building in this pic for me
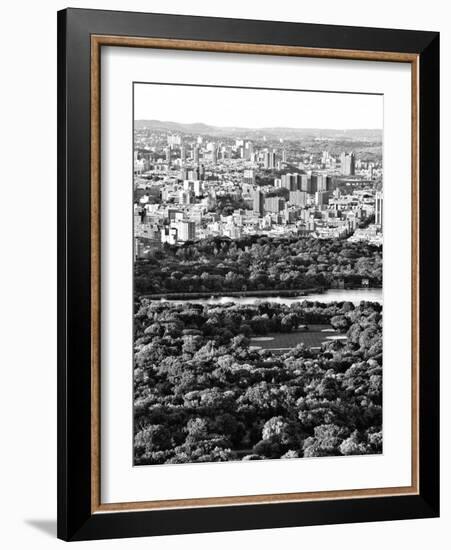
[133,129,383,258]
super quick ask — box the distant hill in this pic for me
[134,120,382,140]
[134,120,216,134]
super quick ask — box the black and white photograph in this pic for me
[1,1,444,545]
[133,83,384,466]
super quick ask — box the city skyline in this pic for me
[134,83,383,130]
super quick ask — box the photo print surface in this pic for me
[133,83,383,466]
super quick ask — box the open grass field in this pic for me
[250,324,346,353]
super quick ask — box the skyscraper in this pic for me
[176,220,196,242]
[375,191,383,230]
[270,150,276,169]
[299,174,310,193]
[340,152,356,176]
[316,175,332,192]
[263,150,276,170]
[281,173,300,191]
[253,189,264,216]
[310,174,319,194]
[245,141,254,160]
[180,146,186,164]
[315,190,331,206]
[264,196,285,213]
[193,145,200,164]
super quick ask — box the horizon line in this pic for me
[134,120,383,132]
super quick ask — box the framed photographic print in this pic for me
[57,8,440,541]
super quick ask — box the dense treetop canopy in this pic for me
[135,236,382,295]
[133,299,382,465]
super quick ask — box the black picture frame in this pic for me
[57,7,439,541]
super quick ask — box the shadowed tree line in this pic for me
[135,236,382,296]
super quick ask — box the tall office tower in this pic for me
[253,189,265,216]
[375,191,383,229]
[315,190,331,206]
[310,174,319,194]
[340,152,356,175]
[316,175,325,192]
[264,196,285,213]
[299,174,309,192]
[193,145,200,164]
[176,220,196,242]
[281,173,299,191]
[316,175,331,192]
[349,152,356,175]
[248,141,254,160]
[180,146,186,164]
[263,150,276,169]
[165,147,171,164]
[281,174,290,190]
[340,152,346,173]
[243,141,254,161]
[211,147,218,164]
[199,164,205,180]
[289,190,308,206]
[270,150,276,169]
[282,149,287,163]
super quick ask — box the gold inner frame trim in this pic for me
[90,34,420,514]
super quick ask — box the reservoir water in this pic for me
[160,288,382,306]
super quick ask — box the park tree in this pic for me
[303,424,349,457]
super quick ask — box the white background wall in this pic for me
[0,0,448,548]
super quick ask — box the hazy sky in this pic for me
[134,82,383,130]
